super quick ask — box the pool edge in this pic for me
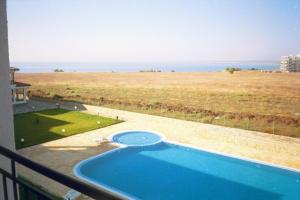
[73,130,300,200]
[73,146,136,200]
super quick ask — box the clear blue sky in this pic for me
[7,0,300,63]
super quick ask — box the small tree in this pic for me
[225,67,235,74]
[54,69,64,72]
[225,67,241,74]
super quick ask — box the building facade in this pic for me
[1,0,17,199]
[296,56,300,72]
[10,67,30,104]
[280,55,300,72]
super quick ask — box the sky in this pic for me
[7,0,300,63]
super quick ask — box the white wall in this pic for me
[296,56,300,72]
[0,0,16,199]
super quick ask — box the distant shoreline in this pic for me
[10,62,279,73]
[17,71,290,75]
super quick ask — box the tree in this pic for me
[54,69,64,72]
[225,67,241,74]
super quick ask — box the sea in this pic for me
[10,62,279,73]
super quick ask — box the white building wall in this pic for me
[0,0,16,199]
[280,55,300,72]
[295,55,300,72]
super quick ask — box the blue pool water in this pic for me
[74,131,300,200]
[112,131,162,146]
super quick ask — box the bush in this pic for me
[248,67,259,71]
[54,69,64,72]
[225,67,241,74]
[53,94,63,99]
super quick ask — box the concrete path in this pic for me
[17,100,300,198]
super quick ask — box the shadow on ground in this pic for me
[13,98,88,114]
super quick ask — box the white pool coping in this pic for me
[109,130,164,147]
[74,130,300,200]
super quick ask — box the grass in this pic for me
[14,108,122,149]
[16,71,300,138]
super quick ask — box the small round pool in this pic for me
[112,131,162,146]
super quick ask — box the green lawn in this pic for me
[14,108,122,149]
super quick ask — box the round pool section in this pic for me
[112,131,162,146]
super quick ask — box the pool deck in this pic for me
[17,100,300,198]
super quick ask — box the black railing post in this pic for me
[2,174,8,200]
[11,160,18,200]
[24,186,29,200]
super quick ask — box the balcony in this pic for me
[0,146,124,200]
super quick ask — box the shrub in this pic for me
[54,69,64,72]
[225,67,241,74]
[248,67,259,71]
[53,94,63,99]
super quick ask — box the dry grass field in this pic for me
[16,71,300,138]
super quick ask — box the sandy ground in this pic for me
[17,101,300,198]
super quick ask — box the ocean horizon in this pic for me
[10,62,279,73]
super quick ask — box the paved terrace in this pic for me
[17,100,300,198]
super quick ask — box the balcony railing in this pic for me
[0,146,124,200]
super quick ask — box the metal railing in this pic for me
[0,146,124,200]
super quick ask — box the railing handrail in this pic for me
[0,145,124,200]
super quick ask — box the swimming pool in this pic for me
[74,131,300,200]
